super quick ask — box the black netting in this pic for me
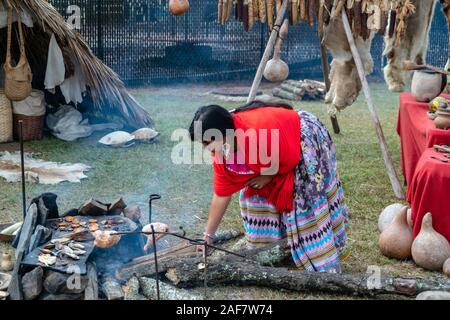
[50,0,449,86]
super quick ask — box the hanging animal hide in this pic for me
[383,0,437,92]
[323,16,375,112]
[0,152,90,185]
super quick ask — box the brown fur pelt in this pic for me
[383,0,437,92]
[323,17,375,112]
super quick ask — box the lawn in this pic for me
[0,81,444,299]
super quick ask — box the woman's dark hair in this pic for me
[189,101,294,142]
[189,105,234,142]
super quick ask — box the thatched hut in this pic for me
[0,0,153,130]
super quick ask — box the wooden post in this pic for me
[247,0,289,103]
[341,11,405,200]
[319,40,341,134]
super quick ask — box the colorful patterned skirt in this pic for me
[239,111,351,273]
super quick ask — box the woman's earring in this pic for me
[222,142,231,159]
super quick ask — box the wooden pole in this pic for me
[341,11,405,199]
[319,40,341,134]
[247,0,289,103]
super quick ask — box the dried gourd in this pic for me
[276,0,282,14]
[318,0,324,36]
[324,0,333,24]
[267,0,274,30]
[218,0,223,23]
[308,0,315,27]
[227,0,234,22]
[300,0,307,22]
[292,0,299,24]
[259,0,266,23]
[243,0,250,31]
[253,0,260,20]
[248,0,254,30]
[388,1,397,38]
[237,0,244,21]
[221,0,228,24]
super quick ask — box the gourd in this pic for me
[444,258,450,277]
[378,206,413,259]
[169,0,190,16]
[263,19,289,82]
[412,213,450,271]
[378,203,404,233]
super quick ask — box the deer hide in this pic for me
[384,0,437,92]
[0,152,90,185]
[323,17,375,111]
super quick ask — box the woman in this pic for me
[189,101,350,273]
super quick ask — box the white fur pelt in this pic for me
[384,0,438,92]
[323,17,375,112]
[0,152,90,184]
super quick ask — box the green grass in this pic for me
[0,82,444,299]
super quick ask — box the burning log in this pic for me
[138,277,202,300]
[100,277,124,300]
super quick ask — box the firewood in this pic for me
[124,276,146,300]
[100,277,124,300]
[138,277,202,300]
[164,258,450,297]
[272,87,301,100]
[108,197,126,215]
[78,198,108,216]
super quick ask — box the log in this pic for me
[247,0,289,102]
[100,277,124,300]
[124,276,147,300]
[164,258,450,297]
[138,277,202,300]
[340,11,405,200]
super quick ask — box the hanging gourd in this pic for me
[263,19,289,82]
[169,0,190,16]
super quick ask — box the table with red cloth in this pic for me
[397,92,450,242]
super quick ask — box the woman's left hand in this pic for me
[247,175,275,190]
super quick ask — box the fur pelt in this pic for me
[0,152,90,184]
[384,0,437,92]
[323,17,375,112]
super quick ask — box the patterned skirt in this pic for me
[239,111,351,273]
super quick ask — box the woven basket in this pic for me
[0,89,13,143]
[13,113,44,141]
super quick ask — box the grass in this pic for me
[0,82,445,299]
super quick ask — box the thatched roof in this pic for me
[0,0,153,129]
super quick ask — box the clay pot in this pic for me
[444,258,450,277]
[411,70,447,102]
[0,252,13,272]
[434,109,450,130]
[378,203,404,233]
[169,0,190,16]
[412,213,450,271]
[379,206,413,259]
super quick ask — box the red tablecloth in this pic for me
[397,92,450,185]
[407,148,450,242]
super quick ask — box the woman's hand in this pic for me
[196,233,215,256]
[247,175,275,190]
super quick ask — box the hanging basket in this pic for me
[0,89,13,143]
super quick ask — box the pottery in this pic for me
[411,70,447,102]
[0,252,13,272]
[378,203,404,233]
[412,213,450,271]
[434,109,450,130]
[379,206,413,259]
[169,0,190,16]
[444,258,450,277]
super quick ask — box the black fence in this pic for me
[50,0,449,86]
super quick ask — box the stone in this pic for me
[416,291,450,300]
[28,225,52,253]
[22,267,43,300]
[43,270,88,294]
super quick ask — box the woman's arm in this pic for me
[203,193,232,244]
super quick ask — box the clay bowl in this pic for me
[412,70,447,102]
[435,108,450,130]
